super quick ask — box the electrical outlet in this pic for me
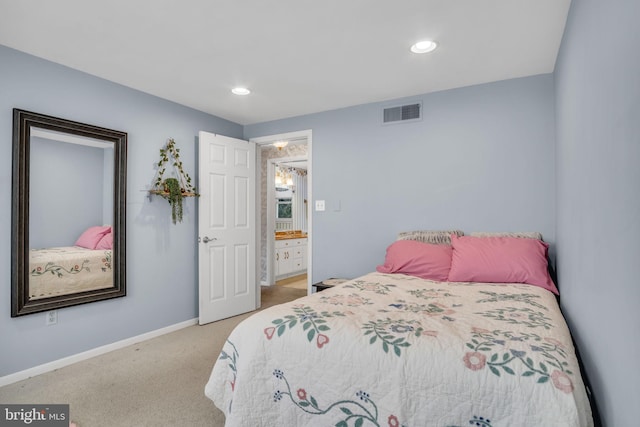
[46,310,58,326]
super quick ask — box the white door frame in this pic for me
[250,130,312,296]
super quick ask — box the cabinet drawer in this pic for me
[275,238,307,248]
[275,240,291,249]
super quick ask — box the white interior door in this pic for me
[198,131,256,325]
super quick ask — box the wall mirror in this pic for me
[11,109,127,316]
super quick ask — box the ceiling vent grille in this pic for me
[383,102,422,124]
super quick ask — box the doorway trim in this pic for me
[250,129,313,297]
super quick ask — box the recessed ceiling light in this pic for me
[232,87,251,95]
[410,40,438,54]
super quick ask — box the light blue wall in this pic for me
[245,75,557,282]
[103,148,115,224]
[30,137,105,248]
[555,0,640,425]
[0,45,243,376]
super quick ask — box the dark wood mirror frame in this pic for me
[11,109,127,316]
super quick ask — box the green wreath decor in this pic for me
[151,138,199,224]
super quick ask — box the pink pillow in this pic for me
[447,234,559,295]
[376,239,453,281]
[95,232,113,250]
[75,226,111,250]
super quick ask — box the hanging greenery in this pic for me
[150,138,199,224]
[162,177,183,224]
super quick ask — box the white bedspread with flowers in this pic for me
[29,246,112,299]
[205,272,593,427]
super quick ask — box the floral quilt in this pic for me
[205,272,593,426]
[29,246,113,299]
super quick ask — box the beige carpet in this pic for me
[0,285,306,427]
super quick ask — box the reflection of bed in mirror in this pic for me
[29,224,115,299]
[12,109,127,317]
[29,246,112,299]
[28,131,115,300]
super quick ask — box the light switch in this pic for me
[315,200,325,211]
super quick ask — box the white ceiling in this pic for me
[0,0,571,125]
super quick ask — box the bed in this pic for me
[205,231,594,426]
[29,246,113,299]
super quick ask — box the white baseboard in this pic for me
[0,318,198,388]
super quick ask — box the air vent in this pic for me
[383,102,422,124]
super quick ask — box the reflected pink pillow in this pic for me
[376,240,453,281]
[447,234,559,295]
[75,226,111,250]
[95,232,113,250]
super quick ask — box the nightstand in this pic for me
[312,278,349,292]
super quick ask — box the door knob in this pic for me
[202,236,217,243]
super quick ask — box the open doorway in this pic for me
[272,158,308,290]
[250,130,312,295]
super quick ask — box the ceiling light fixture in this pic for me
[410,40,438,54]
[272,140,288,150]
[231,87,251,95]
